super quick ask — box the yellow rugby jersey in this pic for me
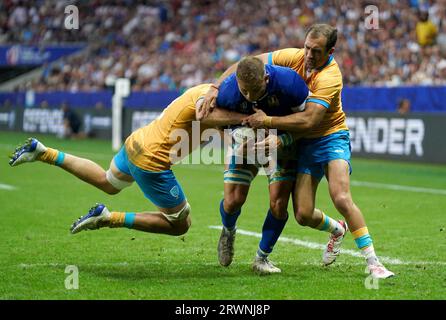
[416,21,437,46]
[269,48,348,138]
[125,84,212,172]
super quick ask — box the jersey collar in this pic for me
[316,55,334,71]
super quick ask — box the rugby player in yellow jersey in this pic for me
[199,24,394,279]
[9,84,246,237]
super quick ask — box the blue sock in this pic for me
[123,212,135,229]
[258,209,288,256]
[219,199,241,231]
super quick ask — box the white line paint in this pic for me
[0,183,16,190]
[186,166,446,196]
[18,261,217,269]
[0,143,111,161]
[16,226,445,269]
[17,256,445,269]
[2,143,445,195]
[350,180,446,196]
[14,261,367,269]
[209,226,446,266]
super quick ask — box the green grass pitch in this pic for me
[0,131,445,300]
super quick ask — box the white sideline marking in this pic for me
[14,261,374,268]
[0,143,110,161]
[0,183,16,190]
[2,143,445,195]
[209,226,446,266]
[188,166,446,196]
[18,257,446,269]
[350,180,446,196]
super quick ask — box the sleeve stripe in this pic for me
[267,52,273,65]
[306,98,330,108]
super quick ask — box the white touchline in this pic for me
[16,261,369,268]
[350,180,446,196]
[17,230,446,269]
[2,143,445,195]
[0,143,110,161]
[209,226,446,266]
[0,183,16,190]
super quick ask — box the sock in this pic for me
[315,212,344,236]
[256,248,269,259]
[363,245,380,265]
[109,212,135,229]
[37,148,65,166]
[352,227,379,265]
[219,199,240,231]
[258,209,288,256]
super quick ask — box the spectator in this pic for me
[397,99,411,115]
[3,0,444,90]
[416,10,438,47]
[61,102,84,139]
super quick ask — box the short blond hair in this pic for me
[236,56,265,85]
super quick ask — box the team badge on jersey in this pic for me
[170,185,179,199]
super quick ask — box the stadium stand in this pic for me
[0,0,444,92]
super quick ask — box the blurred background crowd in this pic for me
[1,0,445,92]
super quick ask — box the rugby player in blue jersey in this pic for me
[206,56,316,274]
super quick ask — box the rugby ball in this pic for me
[232,127,256,145]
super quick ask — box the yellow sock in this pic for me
[109,212,126,228]
[37,148,59,165]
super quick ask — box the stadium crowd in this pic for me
[1,0,445,92]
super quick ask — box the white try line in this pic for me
[209,226,446,266]
[14,260,390,269]
[189,166,446,195]
[0,183,17,190]
[2,143,445,195]
[350,180,446,196]
[0,143,111,161]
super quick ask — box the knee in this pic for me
[104,169,132,195]
[294,207,313,226]
[269,198,289,219]
[332,192,353,213]
[171,216,191,236]
[100,177,121,195]
[224,192,247,213]
[167,203,192,236]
